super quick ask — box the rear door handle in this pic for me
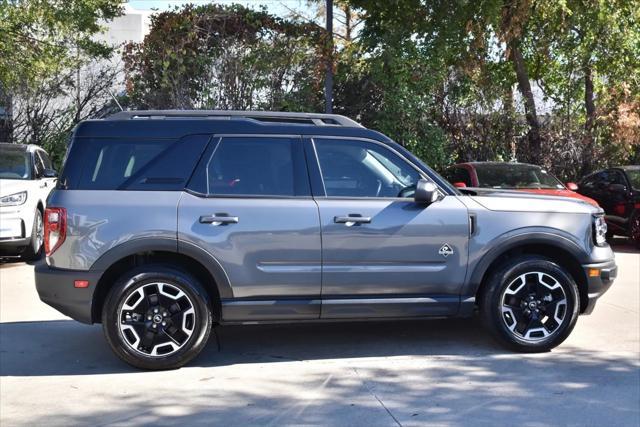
[334,215,372,226]
[199,214,239,225]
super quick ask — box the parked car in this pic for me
[35,110,616,370]
[443,162,599,207]
[578,166,640,247]
[0,143,57,259]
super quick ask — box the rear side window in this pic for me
[188,136,309,197]
[69,135,210,190]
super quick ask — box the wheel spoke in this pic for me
[118,281,196,358]
[501,271,568,343]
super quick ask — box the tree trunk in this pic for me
[582,63,596,175]
[509,40,542,163]
[0,87,12,143]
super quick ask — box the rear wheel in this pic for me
[480,256,579,352]
[102,265,212,370]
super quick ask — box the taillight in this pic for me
[44,207,67,256]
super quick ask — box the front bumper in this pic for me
[0,206,30,255]
[581,259,618,315]
[35,262,102,324]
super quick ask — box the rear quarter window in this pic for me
[63,135,211,190]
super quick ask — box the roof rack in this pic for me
[105,110,363,128]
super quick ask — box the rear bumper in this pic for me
[35,262,101,324]
[0,237,30,256]
[581,259,617,315]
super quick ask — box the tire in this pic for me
[479,256,580,353]
[629,210,640,249]
[22,208,43,261]
[102,265,213,370]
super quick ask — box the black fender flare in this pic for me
[461,229,590,299]
[90,237,233,299]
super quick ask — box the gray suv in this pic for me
[35,110,617,370]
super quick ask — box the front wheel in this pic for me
[22,208,43,260]
[102,266,213,370]
[480,256,580,352]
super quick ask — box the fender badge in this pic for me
[439,244,454,258]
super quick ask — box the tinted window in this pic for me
[314,138,421,198]
[474,164,564,189]
[626,170,640,190]
[0,151,31,180]
[38,151,52,170]
[33,151,44,177]
[202,137,298,196]
[72,136,210,190]
[445,167,471,186]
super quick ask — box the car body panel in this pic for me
[34,114,617,326]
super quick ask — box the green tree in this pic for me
[0,0,123,145]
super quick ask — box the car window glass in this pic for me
[38,151,53,170]
[450,167,471,186]
[33,152,44,177]
[78,139,173,189]
[314,138,421,198]
[205,137,296,196]
[0,151,31,180]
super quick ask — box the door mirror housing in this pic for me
[414,179,440,204]
[565,182,578,191]
[42,168,58,178]
[452,181,467,188]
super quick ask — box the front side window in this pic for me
[204,137,298,197]
[0,151,32,180]
[314,138,422,198]
[626,169,640,190]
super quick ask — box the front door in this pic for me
[309,137,470,319]
[178,135,322,321]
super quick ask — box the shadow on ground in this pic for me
[1,318,638,426]
[0,317,500,376]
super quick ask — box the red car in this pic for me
[443,162,599,207]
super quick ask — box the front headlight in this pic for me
[0,191,27,207]
[593,214,608,246]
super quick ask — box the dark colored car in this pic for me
[578,166,640,246]
[443,162,599,207]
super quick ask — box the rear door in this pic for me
[178,135,322,321]
[308,137,470,319]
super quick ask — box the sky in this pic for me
[127,0,313,18]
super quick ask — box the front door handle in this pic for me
[334,215,372,226]
[199,214,239,225]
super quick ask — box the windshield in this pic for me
[475,164,564,190]
[627,169,640,190]
[0,151,31,180]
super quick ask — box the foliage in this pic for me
[123,4,326,111]
[0,0,123,87]
[0,0,124,168]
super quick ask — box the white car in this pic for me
[0,143,57,259]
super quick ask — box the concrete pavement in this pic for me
[1,241,638,426]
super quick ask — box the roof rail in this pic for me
[105,110,363,128]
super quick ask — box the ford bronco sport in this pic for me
[35,110,617,370]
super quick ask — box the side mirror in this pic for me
[414,179,440,204]
[608,183,626,193]
[565,182,579,191]
[42,168,58,178]
[453,182,467,188]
